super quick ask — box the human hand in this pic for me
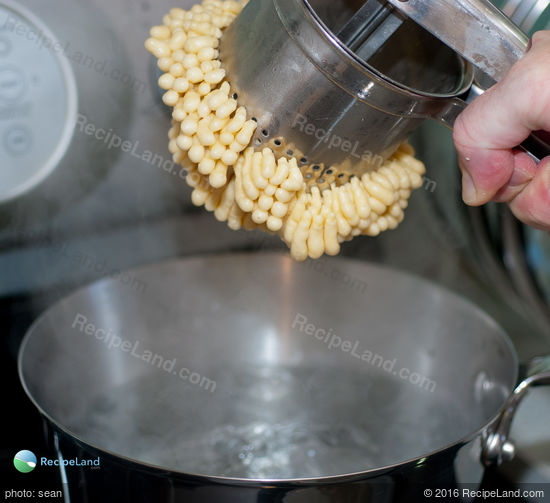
[453,31,550,230]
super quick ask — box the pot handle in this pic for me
[482,355,550,467]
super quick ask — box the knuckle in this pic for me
[506,59,550,128]
[524,68,550,124]
[531,30,550,46]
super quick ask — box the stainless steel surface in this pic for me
[18,253,550,484]
[337,0,395,48]
[337,0,405,61]
[502,0,550,32]
[386,0,529,83]
[483,355,550,466]
[503,209,550,335]
[220,0,473,182]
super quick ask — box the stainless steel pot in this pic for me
[18,253,550,502]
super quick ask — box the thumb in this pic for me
[453,31,550,206]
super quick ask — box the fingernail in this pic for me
[461,168,477,204]
[508,167,534,189]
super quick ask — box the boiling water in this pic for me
[160,420,382,479]
[70,364,472,479]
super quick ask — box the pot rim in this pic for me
[17,251,519,486]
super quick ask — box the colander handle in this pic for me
[437,91,550,162]
[385,0,529,83]
[386,0,550,160]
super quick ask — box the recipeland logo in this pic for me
[13,451,36,473]
[13,449,101,473]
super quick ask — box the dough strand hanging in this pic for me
[146,0,426,261]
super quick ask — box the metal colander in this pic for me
[219,0,546,187]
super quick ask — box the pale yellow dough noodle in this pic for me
[146,0,426,261]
